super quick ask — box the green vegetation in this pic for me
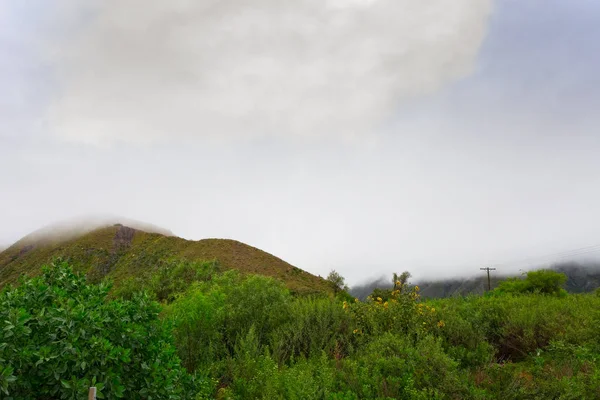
[494,269,567,296]
[0,225,331,295]
[326,270,349,296]
[3,259,600,399]
[0,261,194,399]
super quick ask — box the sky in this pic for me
[1,0,600,284]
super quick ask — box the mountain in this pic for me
[0,224,331,295]
[554,261,600,293]
[351,261,600,300]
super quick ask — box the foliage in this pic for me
[335,334,468,399]
[4,261,600,399]
[112,259,219,302]
[495,270,567,296]
[327,270,349,296]
[369,271,414,303]
[392,271,411,290]
[0,261,193,399]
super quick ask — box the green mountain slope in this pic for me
[0,224,331,295]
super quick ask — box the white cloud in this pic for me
[47,0,492,144]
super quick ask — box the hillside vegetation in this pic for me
[0,225,331,295]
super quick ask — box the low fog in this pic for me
[2,0,600,285]
[352,259,600,300]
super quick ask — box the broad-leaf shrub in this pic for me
[0,261,192,399]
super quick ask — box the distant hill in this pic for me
[351,261,600,300]
[554,261,600,293]
[0,224,331,295]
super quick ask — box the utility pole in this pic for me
[480,267,496,292]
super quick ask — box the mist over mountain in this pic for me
[12,215,174,248]
[350,260,600,300]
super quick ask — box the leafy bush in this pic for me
[166,284,226,373]
[0,261,193,399]
[336,334,468,399]
[270,297,354,365]
[113,259,219,302]
[495,270,567,296]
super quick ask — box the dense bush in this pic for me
[0,261,193,399]
[112,259,220,302]
[495,269,567,296]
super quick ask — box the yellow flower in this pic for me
[353,329,359,334]
[376,297,382,302]
[384,301,388,309]
[354,298,359,303]
[396,281,401,286]
[430,308,436,313]
[343,301,348,309]
[437,320,445,328]
[415,285,420,291]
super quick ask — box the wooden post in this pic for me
[88,387,97,400]
[480,267,496,291]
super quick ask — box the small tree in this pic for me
[327,270,348,296]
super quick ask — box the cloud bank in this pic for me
[47,0,492,144]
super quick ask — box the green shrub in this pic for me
[270,297,354,365]
[112,259,219,302]
[0,261,193,399]
[261,354,337,400]
[227,327,279,399]
[496,270,567,296]
[166,284,226,373]
[336,333,468,399]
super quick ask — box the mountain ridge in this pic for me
[0,224,331,295]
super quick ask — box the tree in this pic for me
[327,270,348,296]
[393,271,411,291]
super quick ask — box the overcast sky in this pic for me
[1,0,600,284]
